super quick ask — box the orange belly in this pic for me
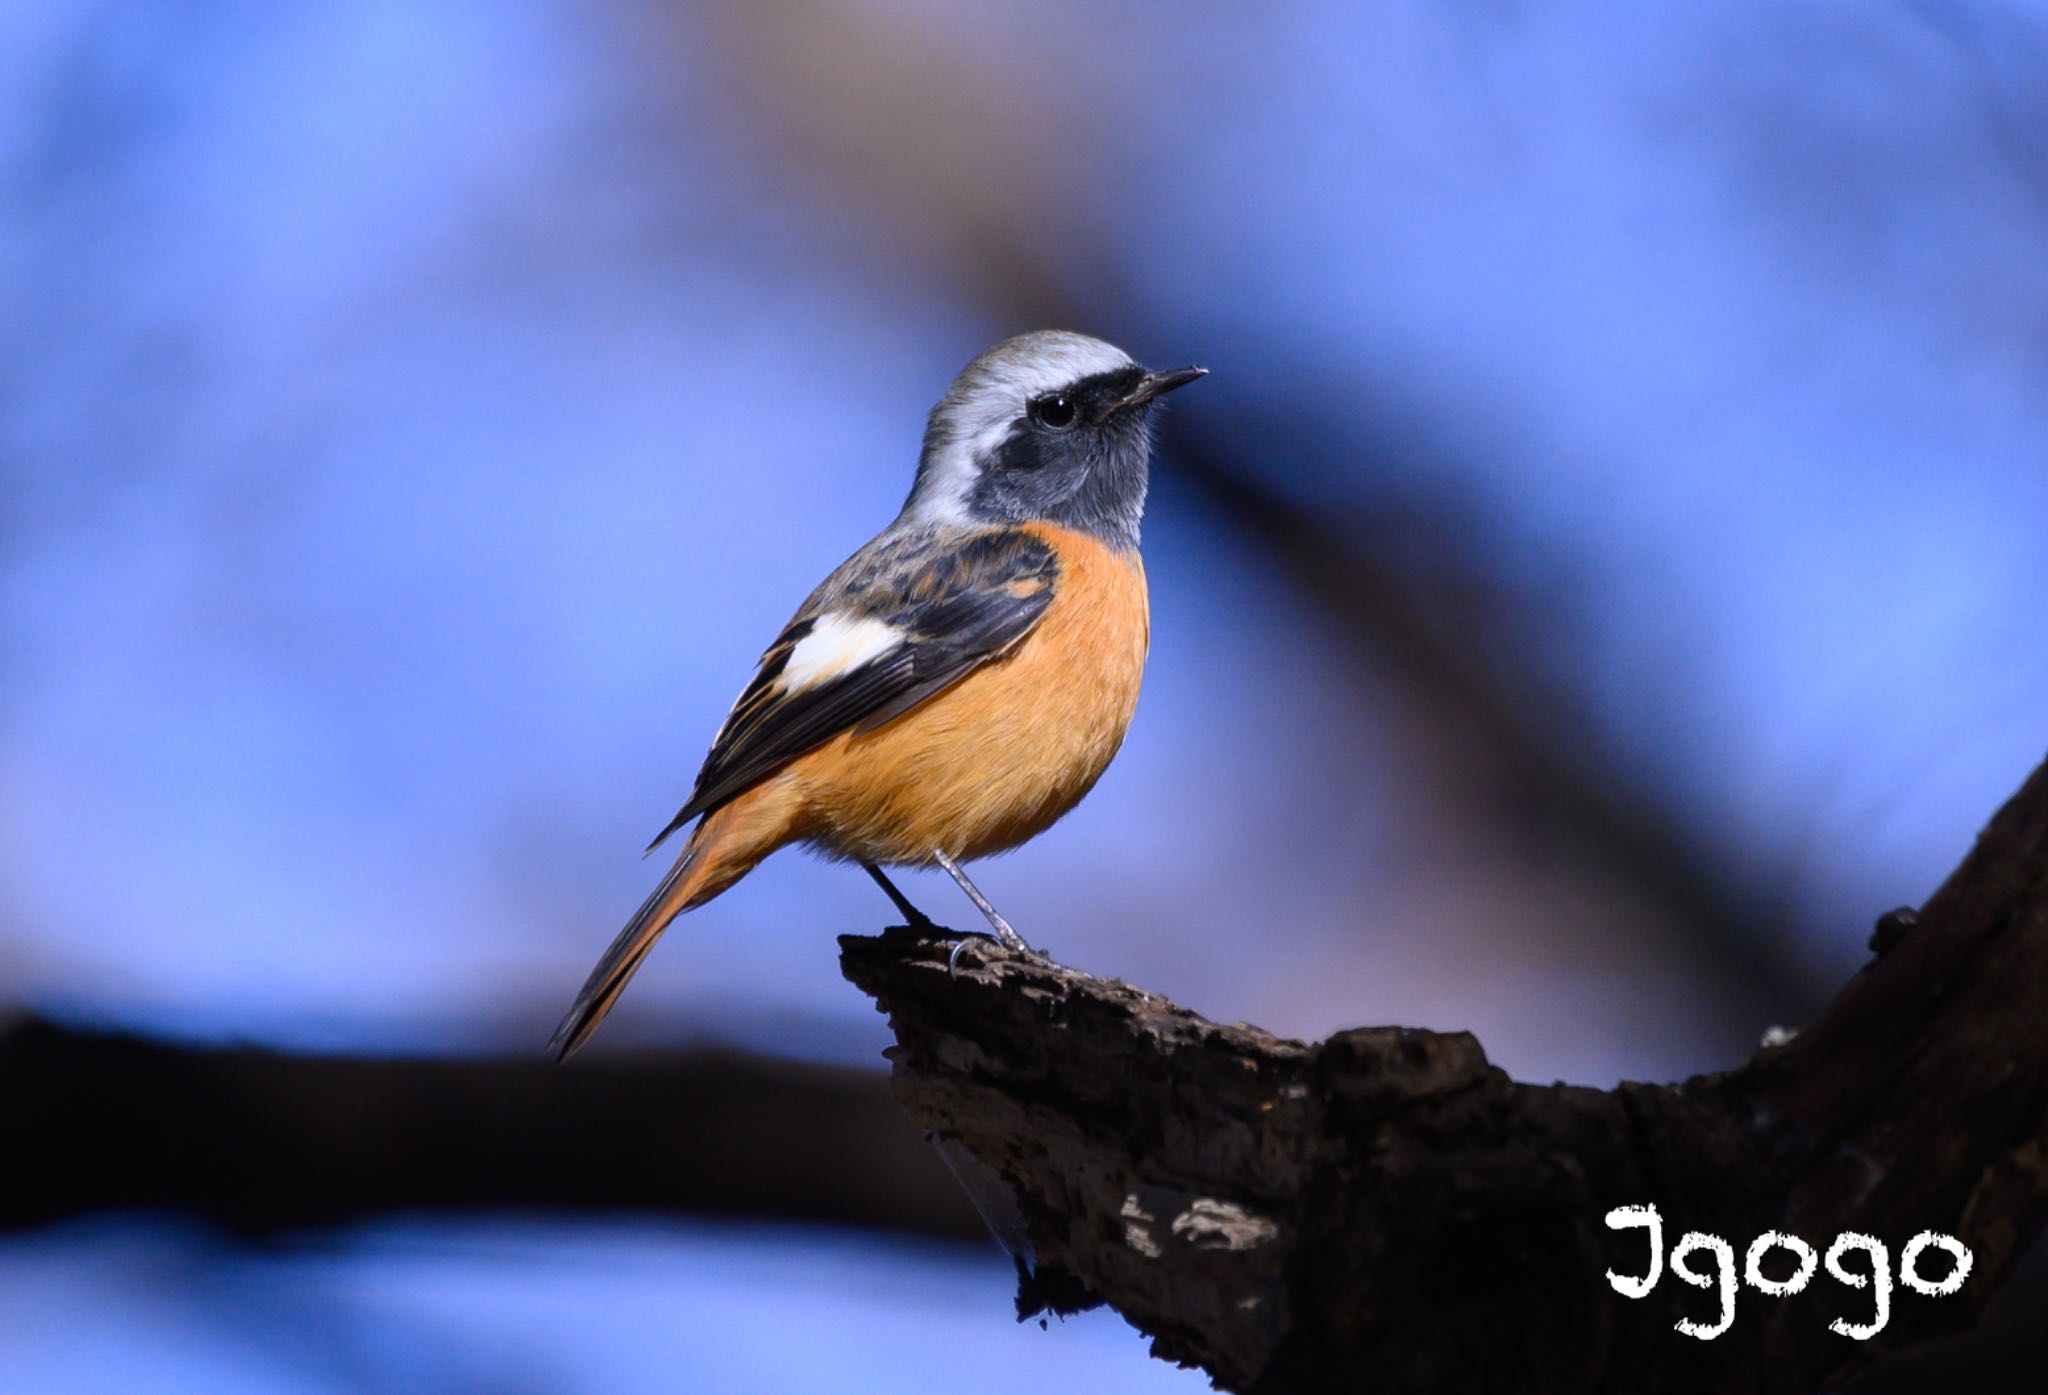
[782,523,1149,865]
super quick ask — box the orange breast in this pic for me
[785,523,1149,864]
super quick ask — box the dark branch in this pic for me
[839,754,2048,1394]
[0,1021,982,1242]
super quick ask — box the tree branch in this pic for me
[838,754,2048,1393]
[0,1021,982,1242]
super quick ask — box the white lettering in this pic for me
[1670,1232,1736,1340]
[1823,1232,1891,1340]
[1604,1204,1663,1300]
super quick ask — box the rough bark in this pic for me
[838,754,2048,1393]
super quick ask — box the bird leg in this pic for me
[863,863,938,931]
[932,851,1040,957]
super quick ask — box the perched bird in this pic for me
[549,331,1204,1060]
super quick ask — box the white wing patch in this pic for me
[779,613,904,691]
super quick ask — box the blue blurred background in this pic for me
[5,1,2046,1390]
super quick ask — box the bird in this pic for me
[548,330,1205,1060]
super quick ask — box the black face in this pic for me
[968,366,1161,549]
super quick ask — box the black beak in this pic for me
[1101,364,1208,419]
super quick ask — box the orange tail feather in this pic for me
[548,782,798,1061]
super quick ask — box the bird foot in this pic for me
[943,927,1070,980]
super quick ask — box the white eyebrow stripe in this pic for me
[779,613,905,691]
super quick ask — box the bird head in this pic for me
[905,330,1205,550]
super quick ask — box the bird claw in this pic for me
[946,929,999,979]
[943,928,1070,980]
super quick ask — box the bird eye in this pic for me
[1030,394,1076,430]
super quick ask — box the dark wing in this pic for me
[644,528,1060,851]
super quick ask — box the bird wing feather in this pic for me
[644,527,1060,852]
